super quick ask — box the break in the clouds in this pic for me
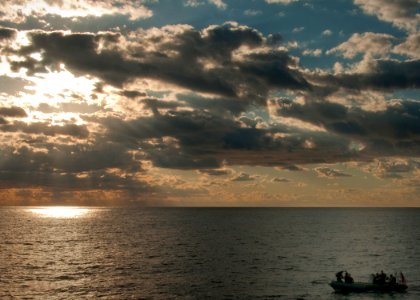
[0,0,419,206]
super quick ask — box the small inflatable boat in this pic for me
[329,281,408,293]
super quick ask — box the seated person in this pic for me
[336,271,344,282]
[378,271,386,284]
[389,274,397,285]
[344,272,354,284]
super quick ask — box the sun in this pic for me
[28,206,91,218]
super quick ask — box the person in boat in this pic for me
[388,274,397,285]
[372,272,379,284]
[400,272,406,285]
[344,272,354,284]
[335,271,344,282]
[378,270,387,284]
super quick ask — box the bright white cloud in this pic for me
[393,33,420,59]
[354,0,419,32]
[0,0,153,21]
[302,48,322,56]
[322,29,333,36]
[328,32,396,58]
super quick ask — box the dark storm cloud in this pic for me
[337,59,420,91]
[0,141,140,177]
[0,106,27,117]
[50,142,140,173]
[0,129,160,197]
[277,98,420,150]
[309,59,420,95]
[103,110,237,147]
[0,121,89,138]
[2,23,419,182]
[10,31,128,83]
[236,51,310,91]
[9,23,309,101]
[142,98,182,116]
[0,161,148,193]
[119,90,147,98]
[0,27,17,39]
[150,150,220,170]
[99,107,359,170]
[178,94,250,116]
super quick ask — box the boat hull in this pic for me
[329,281,408,293]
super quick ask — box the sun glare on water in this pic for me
[28,207,91,218]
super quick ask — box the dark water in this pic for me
[1,207,419,299]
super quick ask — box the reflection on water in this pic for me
[28,206,91,218]
[0,208,419,299]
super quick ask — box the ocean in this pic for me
[0,207,419,299]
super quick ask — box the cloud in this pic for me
[271,176,291,182]
[184,0,226,9]
[275,164,304,171]
[276,99,420,149]
[9,24,309,103]
[99,104,357,171]
[302,48,322,57]
[244,9,263,16]
[184,0,205,7]
[328,32,395,59]
[119,90,147,99]
[209,0,227,9]
[362,158,420,178]
[231,172,256,181]
[309,58,420,92]
[37,102,104,114]
[1,19,419,205]
[265,0,299,4]
[292,27,305,33]
[341,59,420,90]
[315,167,351,178]
[0,106,27,118]
[0,27,17,40]
[1,121,89,138]
[0,76,31,95]
[322,29,333,36]
[393,33,420,59]
[0,0,153,22]
[0,140,137,174]
[178,94,250,116]
[199,169,230,175]
[354,0,419,32]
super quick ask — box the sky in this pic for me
[0,0,419,206]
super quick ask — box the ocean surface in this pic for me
[0,207,419,299]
